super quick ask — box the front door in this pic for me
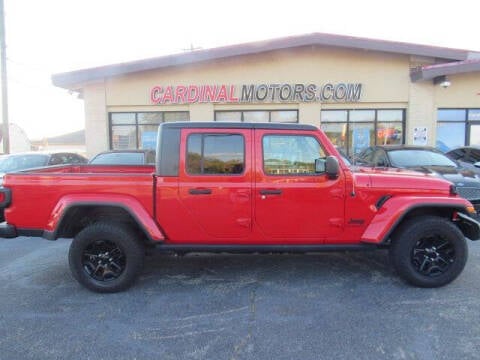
[178,128,252,241]
[254,129,345,242]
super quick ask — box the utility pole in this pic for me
[0,0,10,154]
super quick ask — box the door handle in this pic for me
[189,188,212,195]
[259,189,282,195]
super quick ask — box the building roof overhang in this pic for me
[52,32,480,89]
[410,58,480,82]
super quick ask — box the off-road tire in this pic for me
[69,222,145,293]
[390,216,468,288]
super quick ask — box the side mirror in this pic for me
[315,156,340,179]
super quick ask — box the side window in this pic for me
[186,134,245,175]
[263,135,325,175]
[48,154,64,165]
[68,154,81,164]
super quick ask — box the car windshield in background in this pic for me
[0,154,49,172]
[90,153,145,165]
[389,150,457,168]
[335,148,351,166]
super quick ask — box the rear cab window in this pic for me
[186,133,245,175]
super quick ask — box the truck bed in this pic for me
[3,164,156,230]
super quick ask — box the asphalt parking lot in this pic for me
[1,237,480,360]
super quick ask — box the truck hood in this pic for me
[402,165,480,188]
[352,166,454,192]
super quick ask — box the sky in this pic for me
[2,0,480,140]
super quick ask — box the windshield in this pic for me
[389,150,457,168]
[0,154,49,172]
[90,152,145,165]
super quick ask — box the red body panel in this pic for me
[1,129,474,245]
[360,196,472,243]
[4,165,161,239]
[46,194,164,241]
[253,129,345,242]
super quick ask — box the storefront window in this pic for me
[243,111,269,123]
[350,110,375,122]
[110,111,189,150]
[436,123,465,151]
[111,126,136,149]
[271,111,298,123]
[376,122,403,146]
[321,123,347,150]
[215,110,298,123]
[111,113,135,125]
[349,122,375,155]
[436,109,480,151]
[438,109,466,122]
[215,112,241,122]
[320,110,347,122]
[468,109,480,121]
[321,109,405,156]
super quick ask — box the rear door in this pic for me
[254,129,345,242]
[177,128,252,241]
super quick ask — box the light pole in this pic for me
[0,0,10,154]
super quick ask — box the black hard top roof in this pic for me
[161,122,318,131]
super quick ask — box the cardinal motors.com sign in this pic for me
[150,83,363,105]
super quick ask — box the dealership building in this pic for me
[52,33,480,157]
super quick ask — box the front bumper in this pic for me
[456,213,480,240]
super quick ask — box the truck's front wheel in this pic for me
[390,216,468,288]
[68,222,145,293]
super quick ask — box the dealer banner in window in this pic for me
[413,127,428,146]
[352,128,370,154]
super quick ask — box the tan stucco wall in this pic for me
[434,72,480,108]
[407,82,436,146]
[105,46,411,108]
[83,82,108,157]
[80,45,480,155]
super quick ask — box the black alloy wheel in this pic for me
[390,216,468,288]
[411,235,455,277]
[82,240,127,282]
[69,222,145,293]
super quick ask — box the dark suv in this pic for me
[0,152,87,178]
[356,145,480,213]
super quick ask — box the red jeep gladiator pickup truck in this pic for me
[0,122,479,292]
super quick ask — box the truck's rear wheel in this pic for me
[68,222,145,293]
[390,216,468,288]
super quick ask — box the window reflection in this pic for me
[187,134,245,175]
[263,135,325,175]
